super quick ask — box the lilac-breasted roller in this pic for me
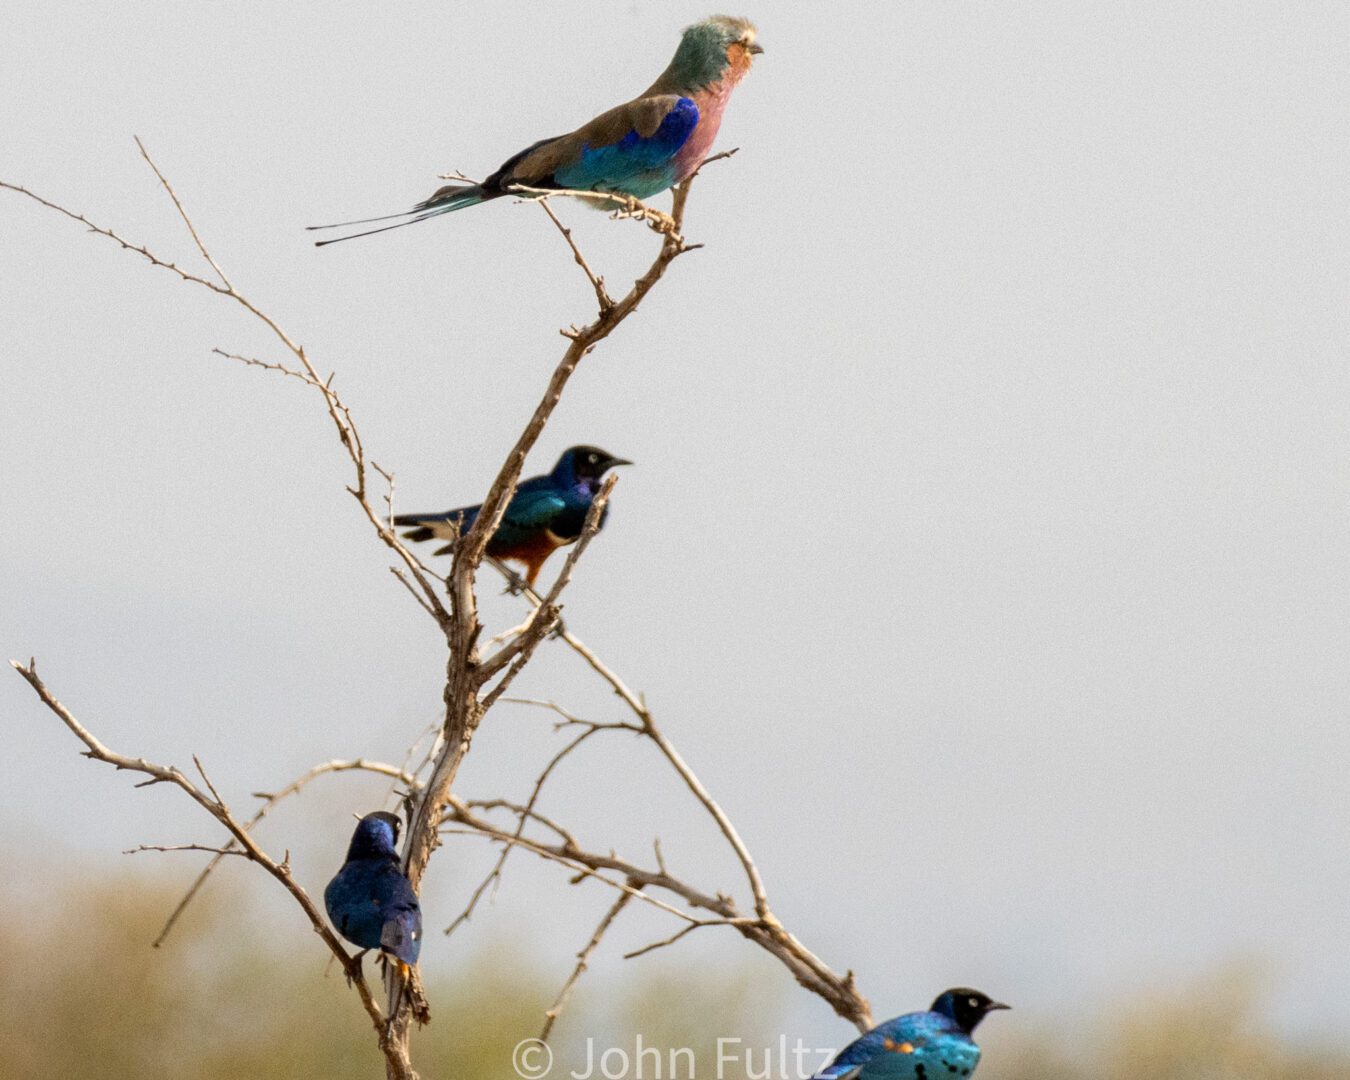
[310,16,761,245]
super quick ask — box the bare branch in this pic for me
[508,184,681,239]
[500,696,643,736]
[535,198,613,313]
[474,574,875,1029]
[126,844,249,857]
[214,347,316,387]
[0,179,234,294]
[440,810,725,928]
[478,474,617,698]
[9,660,404,1058]
[0,164,451,632]
[396,164,710,960]
[135,135,233,290]
[442,723,606,938]
[622,920,702,961]
[445,794,869,1028]
[540,891,634,1042]
[153,757,419,949]
[462,798,581,849]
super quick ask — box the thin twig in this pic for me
[126,844,248,857]
[0,164,451,634]
[135,136,234,290]
[153,757,418,949]
[440,812,733,928]
[623,921,701,960]
[540,891,634,1042]
[535,199,613,313]
[445,793,869,1028]
[478,474,617,698]
[442,724,606,938]
[10,661,398,1053]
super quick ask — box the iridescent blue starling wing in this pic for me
[392,445,629,584]
[813,990,1007,1080]
[324,812,423,967]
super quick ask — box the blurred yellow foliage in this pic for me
[989,963,1350,1080]
[4,869,1348,1080]
[0,869,769,1080]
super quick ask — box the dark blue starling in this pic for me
[324,811,422,974]
[813,989,1009,1080]
[392,445,631,585]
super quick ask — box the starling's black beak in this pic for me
[748,42,764,55]
[607,458,634,468]
[987,1002,1011,1012]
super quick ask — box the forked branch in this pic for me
[9,660,407,1067]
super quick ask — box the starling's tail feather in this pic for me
[311,185,488,247]
[393,508,474,551]
[391,512,440,528]
[393,512,462,547]
[381,910,421,968]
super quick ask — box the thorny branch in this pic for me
[4,139,871,1080]
[153,757,420,949]
[444,717,873,1032]
[9,660,409,1076]
[0,155,450,637]
[388,155,719,1057]
[446,565,875,1032]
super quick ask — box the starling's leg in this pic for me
[345,948,370,988]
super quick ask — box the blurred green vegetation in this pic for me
[4,870,1348,1080]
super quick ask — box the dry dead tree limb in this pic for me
[388,168,711,1055]
[477,474,617,700]
[469,589,875,1031]
[439,814,736,929]
[127,844,250,857]
[135,135,233,290]
[5,142,840,1074]
[152,758,419,949]
[445,791,871,1030]
[8,660,414,1072]
[462,798,581,847]
[534,198,614,313]
[622,920,702,961]
[442,722,608,939]
[0,159,449,634]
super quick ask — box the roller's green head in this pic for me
[658,15,762,92]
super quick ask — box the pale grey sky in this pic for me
[3,0,1348,1054]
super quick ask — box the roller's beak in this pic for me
[987,1002,1011,1012]
[748,42,764,55]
